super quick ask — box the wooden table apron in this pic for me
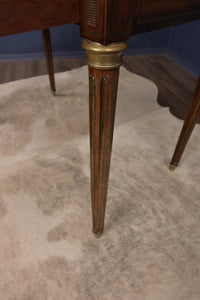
[1,0,200,235]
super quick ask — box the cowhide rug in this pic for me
[0,66,200,300]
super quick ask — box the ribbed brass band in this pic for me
[82,39,128,70]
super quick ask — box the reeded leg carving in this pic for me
[82,40,128,236]
[170,77,200,169]
[42,28,56,96]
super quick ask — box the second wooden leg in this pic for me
[42,28,56,95]
[170,78,200,169]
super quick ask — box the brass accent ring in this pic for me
[82,39,128,70]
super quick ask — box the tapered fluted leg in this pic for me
[89,67,119,236]
[42,28,56,96]
[170,77,200,169]
[82,40,128,236]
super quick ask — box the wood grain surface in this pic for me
[80,0,200,44]
[0,0,200,44]
[133,0,200,34]
[0,0,79,37]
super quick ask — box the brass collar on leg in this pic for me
[82,39,128,70]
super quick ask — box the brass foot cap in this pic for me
[169,163,177,171]
[52,90,56,96]
[93,231,103,238]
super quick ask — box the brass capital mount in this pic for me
[82,39,128,70]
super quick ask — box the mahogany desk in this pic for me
[1,0,200,236]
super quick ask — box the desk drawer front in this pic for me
[140,0,200,21]
[133,0,200,33]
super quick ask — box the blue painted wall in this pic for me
[0,21,199,76]
[0,25,170,59]
[0,25,83,60]
[127,28,170,55]
[166,21,200,77]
